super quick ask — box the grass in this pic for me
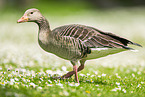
[0,65,144,97]
[0,7,145,97]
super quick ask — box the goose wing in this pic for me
[52,24,141,50]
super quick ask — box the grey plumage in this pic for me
[48,24,141,60]
[17,8,142,83]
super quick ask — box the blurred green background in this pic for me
[0,0,145,63]
[0,0,145,66]
[1,0,145,10]
[1,0,145,13]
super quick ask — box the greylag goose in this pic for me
[17,8,142,83]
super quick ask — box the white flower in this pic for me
[68,83,74,86]
[79,73,85,77]
[74,83,80,86]
[15,69,19,73]
[8,74,12,77]
[91,80,94,83]
[40,78,43,81]
[115,73,118,76]
[87,73,90,76]
[141,82,144,84]
[132,73,135,77]
[21,69,26,73]
[56,83,63,87]
[94,71,98,75]
[48,80,52,83]
[68,83,80,87]
[47,84,53,86]
[118,86,121,90]
[1,71,6,74]
[22,78,27,83]
[137,84,141,88]
[111,88,117,91]
[116,82,120,86]
[14,78,19,81]
[10,79,15,83]
[29,82,37,88]
[25,85,28,88]
[46,70,53,74]
[61,66,67,71]
[122,89,126,93]
[7,68,11,71]
[54,80,58,83]
[26,79,30,82]
[95,84,99,87]
[91,75,95,77]
[9,82,14,85]
[102,73,106,77]
[111,86,121,91]
[29,82,35,86]
[115,73,121,78]
[37,87,42,90]
[1,82,6,86]
[117,76,121,78]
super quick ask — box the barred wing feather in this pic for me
[52,24,141,50]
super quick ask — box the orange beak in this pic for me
[17,14,29,23]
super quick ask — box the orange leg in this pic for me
[73,65,79,83]
[61,60,85,82]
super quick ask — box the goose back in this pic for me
[52,24,135,49]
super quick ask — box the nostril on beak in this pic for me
[17,16,28,23]
[21,17,25,19]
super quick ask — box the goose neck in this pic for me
[36,17,51,33]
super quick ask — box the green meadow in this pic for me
[0,7,145,97]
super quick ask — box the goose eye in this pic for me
[30,12,33,14]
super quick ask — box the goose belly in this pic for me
[39,41,81,60]
[50,45,82,60]
[85,48,127,60]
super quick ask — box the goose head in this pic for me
[17,8,43,23]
